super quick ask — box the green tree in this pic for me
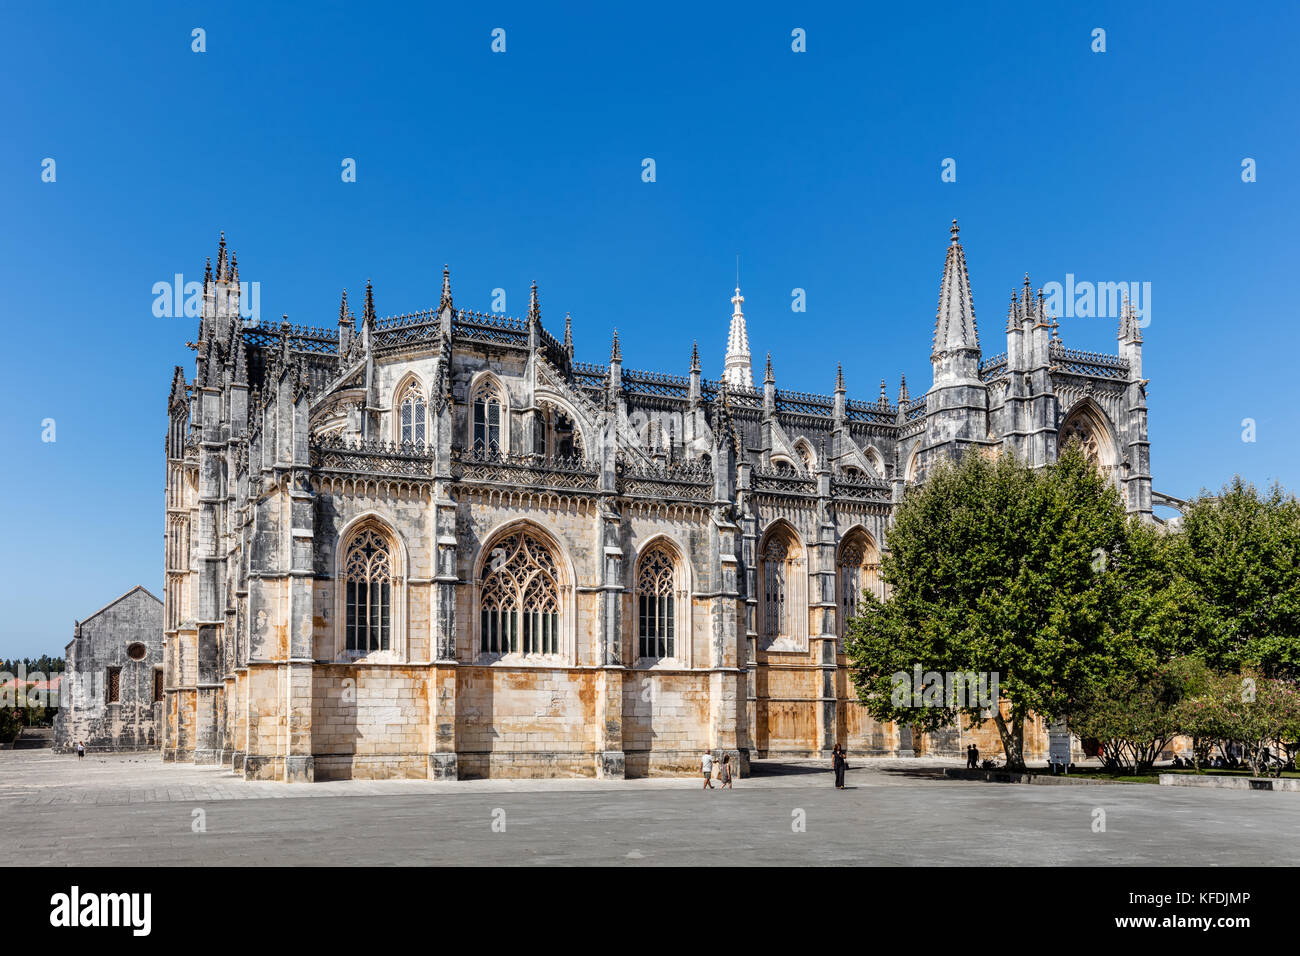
[1172,479,1300,677]
[846,445,1134,770]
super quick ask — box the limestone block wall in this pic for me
[312,665,430,780]
[621,669,713,776]
[454,666,598,777]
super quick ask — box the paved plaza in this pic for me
[1,750,1295,866]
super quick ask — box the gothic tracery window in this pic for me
[398,380,426,445]
[838,533,881,635]
[762,539,793,639]
[637,548,676,659]
[344,528,392,653]
[1062,420,1100,466]
[480,532,560,655]
[471,378,505,454]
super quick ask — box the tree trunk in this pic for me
[992,711,1026,771]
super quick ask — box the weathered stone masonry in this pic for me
[161,224,1152,780]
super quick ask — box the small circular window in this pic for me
[126,642,147,661]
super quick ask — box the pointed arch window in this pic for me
[837,533,881,635]
[637,548,676,659]
[762,539,789,639]
[760,527,806,648]
[480,532,559,655]
[471,378,505,454]
[398,380,426,445]
[344,529,392,652]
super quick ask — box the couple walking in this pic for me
[700,750,733,789]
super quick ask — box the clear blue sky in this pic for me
[2,1,1297,658]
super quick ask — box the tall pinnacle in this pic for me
[338,289,350,326]
[440,264,453,312]
[723,285,754,388]
[363,278,376,328]
[528,279,540,324]
[933,219,979,354]
[564,312,573,356]
[611,328,621,363]
[690,340,700,373]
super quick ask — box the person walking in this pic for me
[76,740,84,761]
[700,749,715,789]
[832,743,847,789]
[971,743,980,768]
[719,754,733,789]
[965,744,975,768]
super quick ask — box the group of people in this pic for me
[965,743,981,768]
[699,746,852,789]
[699,750,734,789]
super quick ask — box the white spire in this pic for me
[723,285,754,388]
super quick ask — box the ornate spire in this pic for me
[1118,292,1143,343]
[338,289,350,326]
[227,319,247,384]
[933,219,979,353]
[564,312,573,356]
[1006,290,1018,332]
[690,340,700,373]
[835,363,845,393]
[204,256,213,288]
[898,374,910,404]
[363,279,376,329]
[879,379,888,404]
[611,327,621,363]
[216,232,228,281]
[230,252,238,282]
[440,264,453,312]
[723,284,754,388]
[764,352,774,384]
[528,279,540,325]
[1022,273,1033,323]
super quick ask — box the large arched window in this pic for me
[471,377,505,454]
[637,547,676,659]
[344,528,392,652]
[1058,401,1118,472]
[838,529,881,636]
[397,379,426,445]
[759,524,805,649]
[479,531,559,655]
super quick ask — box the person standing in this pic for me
[971,743,980,768]
[832,743,847,789]
[76,740,84,761]
[719,754,733,789]
[965,744,975,768]
[700,749,715,789]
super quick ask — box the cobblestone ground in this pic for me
[2,751,1295,865]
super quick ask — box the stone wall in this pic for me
[54,587,164,753]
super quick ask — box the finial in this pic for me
[216,231,228,281]
[528,279,540,323]
[363,278,376,328]
[950,219,960,243]
[338,289,349,325]
[564,312,573,355]
[204,256,212,285]
[230,253,238,282]
[898,374,910,404]
[440,264,453,311]
[879,379,888,403]
[611,327,621,363]
[1050,314,1060,340]
[690,340,700,373]
[764,352,774,383]
[835,362,845,392]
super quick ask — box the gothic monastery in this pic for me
[161,223,1152,780]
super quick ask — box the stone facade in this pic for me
[54,586,164,752]
[161,224,1152,781]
